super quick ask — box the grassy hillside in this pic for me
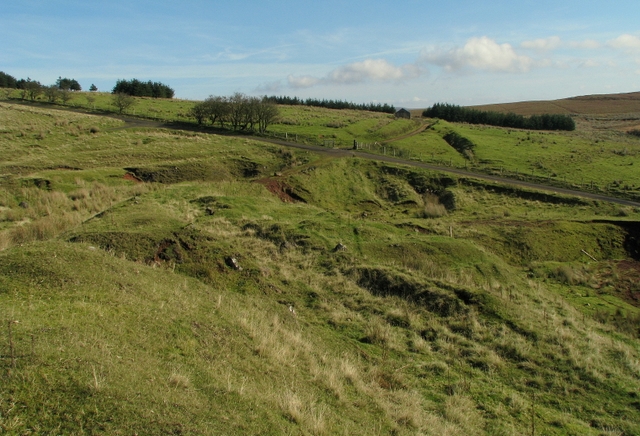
[4,90,639,199]
[430,120,640,193]
[1,101,640,434]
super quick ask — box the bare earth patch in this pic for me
[256,178,306,203]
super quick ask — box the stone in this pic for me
[225,256,242,271]
[332,243,347,252]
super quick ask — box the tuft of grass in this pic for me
[444,395,485,435]
[168,372,190,389]
[421,202,447,218]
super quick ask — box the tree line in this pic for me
[188,93,279,133]
[423,103,575,131]
[112,79,175,98]
[0,71,95,103]
[1,72,83,92]
[265,95,396,114]
[1,71,176,101]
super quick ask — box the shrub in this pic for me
[363,316,392,346]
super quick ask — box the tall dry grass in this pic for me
[421,193,448,218]
[0,182,151,251]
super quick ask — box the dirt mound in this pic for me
[69,228,226,283]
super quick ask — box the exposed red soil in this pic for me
[591,260,640,308]
[123,172,143,183]
[615,260,640,307]
[255,178,305,203]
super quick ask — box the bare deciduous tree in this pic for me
[112,92,136,114]
[187,93,279,133]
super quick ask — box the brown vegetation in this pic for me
[470,91,640,116]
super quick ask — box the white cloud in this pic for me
[275,33,640,97]
[287,74,320,88]
[285,58,425,89]
[254,80,282,93]
[422,37,533,73]
[608,34,640,51]
[327,59,405,83]
[521,36,561,51]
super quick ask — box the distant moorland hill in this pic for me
[470,91,640,116]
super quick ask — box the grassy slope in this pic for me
[442,122,640,189]
[1,102,640,435]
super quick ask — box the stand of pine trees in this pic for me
[423,103,575,131]
[266,96,395,114]
[112,79,175,99]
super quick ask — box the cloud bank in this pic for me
[608,34,640,51]
[422,37,533,73]
[272,33,640,94]
[287,58,424,89]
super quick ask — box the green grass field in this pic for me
[4,89,638,197]
[1,98,640,435]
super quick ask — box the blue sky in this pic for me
[2,0,639,107]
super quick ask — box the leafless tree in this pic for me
[112,92,136,114]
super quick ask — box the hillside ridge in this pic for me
[469,91,640,116]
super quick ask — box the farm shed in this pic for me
[395,108,411,119]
